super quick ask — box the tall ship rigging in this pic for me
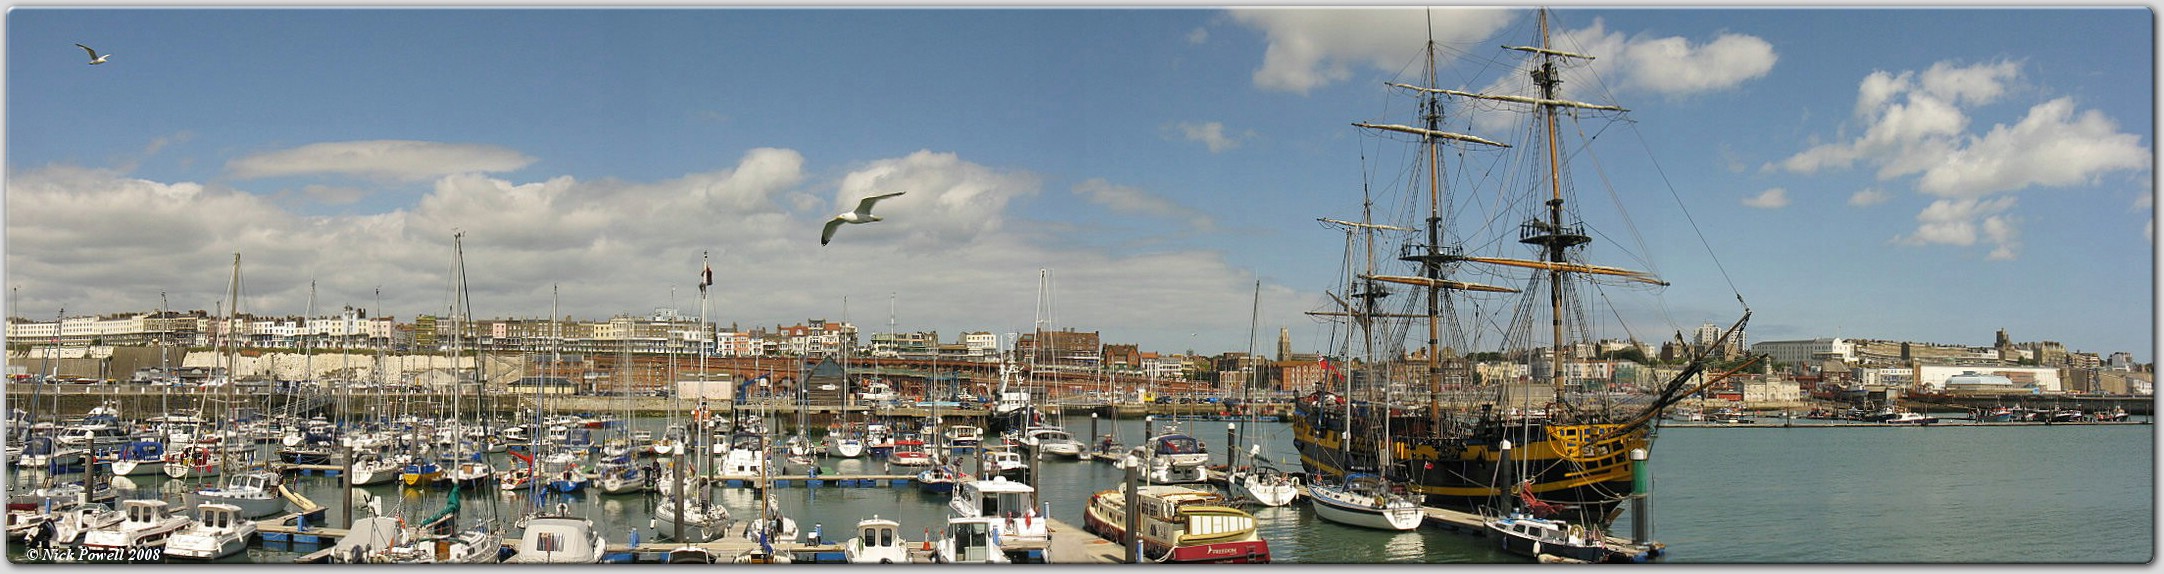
[1292,8,1756,532]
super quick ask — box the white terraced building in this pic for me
[1750,338,1857,365]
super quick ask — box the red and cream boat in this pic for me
[1082,484,1269,563]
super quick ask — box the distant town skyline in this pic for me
[6,8,2152,362]
[5,304,2147,367]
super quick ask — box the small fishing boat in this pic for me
[888,438,933,467]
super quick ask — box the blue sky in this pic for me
[5,7,2154,362]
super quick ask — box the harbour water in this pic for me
[8,412,2152,564]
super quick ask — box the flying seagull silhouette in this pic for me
[820,191,905,245]
[75,44,109,65]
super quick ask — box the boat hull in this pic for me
[1293,405,1644,519]
[1308,485,1421,531]
[1080,503,1269,563]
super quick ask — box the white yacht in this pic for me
[166,503,258,560]
[505,515,606,564]
[82,499,191,550]
[948,476,1048,546]
[844,515,912,564]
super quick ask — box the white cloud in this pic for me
[1918,60,2021,108]
[1227,7,1515,94]
[1899,196,2018,253]
[302,184,368,205]
[1780,60,2150,261]
[1457,18,1774,134]
[227,140,535,181]
[1848,188,1892,207]
[9,149,1296,353]
[1072,178,1217,231]
[1616,32,1777,96]
[1170,121,1246,153]
[1187,27,1208,45]
[1914,97,2152,198]
[1742,188,1789,209]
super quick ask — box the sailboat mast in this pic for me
[1420,38,1446,422]
[224,253,241,475]
[450,233,465,449]
[1535,10,1571,400]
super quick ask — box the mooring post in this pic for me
[1226,422,1238,474]
[342,441,355,529]
[1630,447,1651,545]
[1089,412,1099,457]
[1123,453,1143,564]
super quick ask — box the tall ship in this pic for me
[1292,8,1754,532]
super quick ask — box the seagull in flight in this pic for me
[75,44,109,65]
[820,191,905,246]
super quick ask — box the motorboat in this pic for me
[942,425,984,456]
[82,499,191,550]
[49,501,126,546]
[986,448,1030,481]
[948,476,1048,546]
[166,502,258,560]
[844,515,912,564]
[887,437,932,467]
[930,516,1011,564]
[1487,511,1616,563]
[504,515,606,564]
[1021,427,1084,458]
[193,470,289,519]
[1143,429,1210,484]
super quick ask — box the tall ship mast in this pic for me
[1293,8,1755,529]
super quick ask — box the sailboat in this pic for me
[1237,464,1301,508]
[507,284,607,564]
[1290,7,1755,539]
[192,254,289,520]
